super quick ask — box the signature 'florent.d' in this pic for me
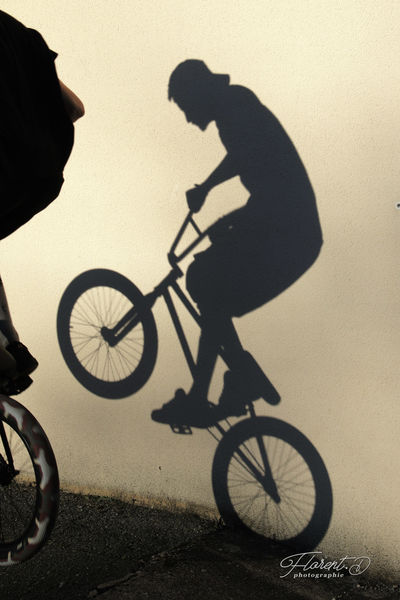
[280,552,371,579]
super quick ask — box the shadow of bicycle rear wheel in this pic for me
[212,416,333,550]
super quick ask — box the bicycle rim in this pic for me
[0,396,59,565]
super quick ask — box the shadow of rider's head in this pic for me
[168,60,230,131]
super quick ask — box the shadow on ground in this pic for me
[0,490,212,600]
[0,491,398,600]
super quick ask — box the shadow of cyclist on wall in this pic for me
[151,60,323,428]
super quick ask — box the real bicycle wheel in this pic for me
[57,269,158,399]
[212,417,332,550]
[0,395,59,565]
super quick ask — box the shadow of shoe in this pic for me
[151,391,220,428]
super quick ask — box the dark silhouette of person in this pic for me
[0,10,84,394]
[152,59,322,424]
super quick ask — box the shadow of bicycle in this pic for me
[207,410,333,551]
[55,60,332,552]
[56,270,333,551]
[164,403,333,552]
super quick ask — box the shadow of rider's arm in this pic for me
[186,154,238,212]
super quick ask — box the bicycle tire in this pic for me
[0,395,59,565]
[212,417,332,550]
[57,269,158,399]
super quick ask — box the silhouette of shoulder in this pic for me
[215,85,302,191]
[0,10,73,189]
[216,85,269,128]
[0,9,74,239]
[215,84,291,156]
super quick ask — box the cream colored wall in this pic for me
[1,0,399,578]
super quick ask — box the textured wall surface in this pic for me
[1,1,399,578]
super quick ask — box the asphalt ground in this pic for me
[0,490,399,600]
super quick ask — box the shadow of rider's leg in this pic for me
[190,309,245,399]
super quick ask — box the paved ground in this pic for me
[0,491,399,600]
